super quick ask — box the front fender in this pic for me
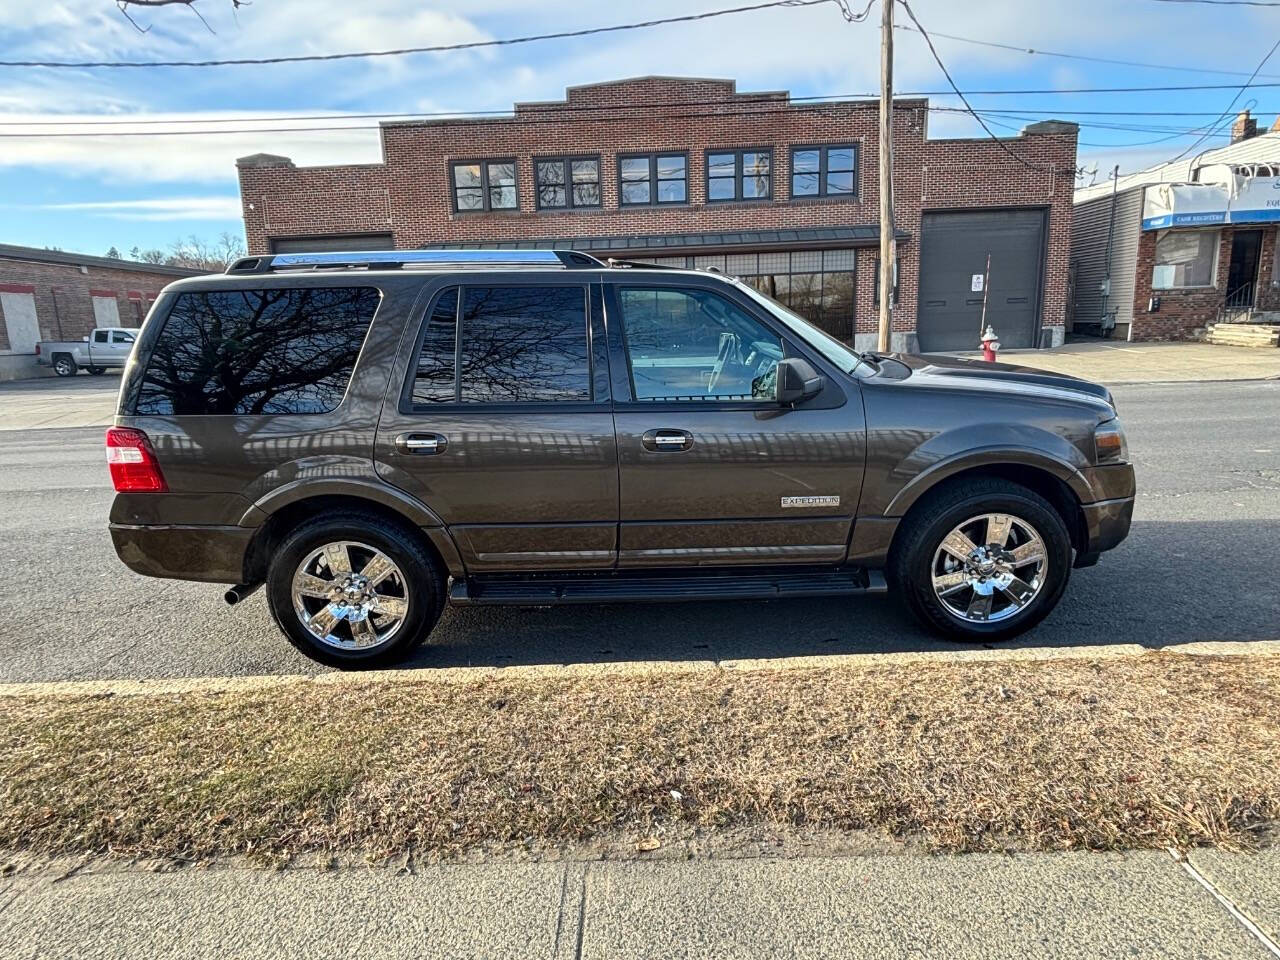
[879,423,1095,517]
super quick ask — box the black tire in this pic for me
[265,511,446,668]
[87,365,107,376]
[888,477,1072,643]
[53,355,77,377]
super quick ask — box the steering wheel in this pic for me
[706,333,737,394]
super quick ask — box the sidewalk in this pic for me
[0,374,118,432]
[967,340,1280,385]
[2,848,1276,959]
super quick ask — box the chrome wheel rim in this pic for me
[930,513,1048,624]
[291,541,409,651]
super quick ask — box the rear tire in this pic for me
[265,511,446,668]
[889,478,1072,642]
[53,355,77,377]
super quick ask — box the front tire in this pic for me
[265,511,446,668]
[889,478,1072,642]
[87,365,107,376]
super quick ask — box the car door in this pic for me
[375,275,618,573]
[90,328,110,363]
[109,329,136,365]
[606,277,866,567]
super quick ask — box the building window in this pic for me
[790,145,858,198]
[451,160,518,212]
[1152,230,1218,289]
[619,153,688,205]
[535,157,601,210]
[706,149,773,202]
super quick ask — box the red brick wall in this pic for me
[237,78,1079,339]
[0,255,197,352]
[1131,225,1279,340]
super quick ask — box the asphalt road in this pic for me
[1,379,1278,682]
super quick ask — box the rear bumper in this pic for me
[110,523,252,584]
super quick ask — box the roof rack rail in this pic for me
[604,257,685,270]
[225,249,604,275]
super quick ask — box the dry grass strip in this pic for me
[1,652,1277,863]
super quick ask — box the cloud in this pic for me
[30,195,242,220]
[0,111,399,182]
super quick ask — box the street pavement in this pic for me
[0,378,1277,682]
[2,848,1277,959]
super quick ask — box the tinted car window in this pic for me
[411,287,459,404]
[457,286,590,403]
[134,287,379,416]
[618,287,782,402]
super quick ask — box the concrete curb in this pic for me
[1,639,1277,701]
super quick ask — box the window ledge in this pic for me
[449,208,525,218]
[786,194,861,207]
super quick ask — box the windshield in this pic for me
[730,278,866,376]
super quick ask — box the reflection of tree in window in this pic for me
[413,287,458,403]
[457,286,590,402]
[135,287,380,415]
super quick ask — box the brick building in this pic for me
[1071,110,1280,342]
[237,76,1080,351]
[0,244,201,380]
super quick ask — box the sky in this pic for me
[1,0,1279,259]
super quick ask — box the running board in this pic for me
[449,567,886,605]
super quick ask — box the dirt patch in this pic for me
[2,652,1277,863]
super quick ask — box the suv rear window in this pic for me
[134,287,380,416]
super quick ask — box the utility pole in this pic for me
[877,0,895,353]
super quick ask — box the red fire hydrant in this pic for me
[980,325,1000,362]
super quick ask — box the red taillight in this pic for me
[34,343,40,356]
[105,427,168,493]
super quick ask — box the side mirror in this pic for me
[776,357,824,406]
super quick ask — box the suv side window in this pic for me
[618,287,783,402]
[134,287,380,416]
[410,285,592,405]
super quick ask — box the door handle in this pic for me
[641,429,693,452]
[395,432,448,455]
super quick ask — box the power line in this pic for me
[896,23,1280,78]
[1148,0,1280,6]
[0,0,832,69]
[0,102,1243,141]
[1159,36,1280,166]
[895,0,1055,172]
[3,104,1274,129]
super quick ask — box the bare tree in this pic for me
[166,232,246,271]
[116,0,248,34]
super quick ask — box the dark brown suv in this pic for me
[107,250,1134,667]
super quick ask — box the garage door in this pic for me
[917,210,1046,351]
[270,233,393,253]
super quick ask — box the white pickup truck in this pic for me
[35,327,137,377]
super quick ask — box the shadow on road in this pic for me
[393,519,1280,670]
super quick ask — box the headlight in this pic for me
[1094,418,1128,464]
